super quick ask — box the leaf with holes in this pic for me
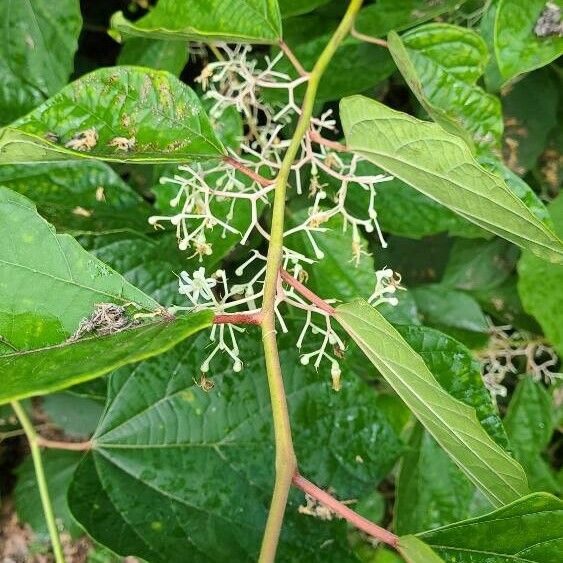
[0,66,224,164]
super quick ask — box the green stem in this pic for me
[11,401,65,563]
[258,2,364,561]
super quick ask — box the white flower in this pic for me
[368,268,402,308]
[178,267,217,305]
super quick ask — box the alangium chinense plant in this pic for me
[1,0,562,562]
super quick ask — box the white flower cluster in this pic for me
[150,43,401,377]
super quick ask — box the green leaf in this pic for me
[395,424,492,535]
[478,155,552,227]
[0,0,82,124]
[397,535,444,563]
[442,238,519,292]
[0,66,224,164]
[319,157,483,241]
[0,161,152,234]
[118,38,189,75]
[340,95,563,264]
[335,299,529,506]
[355,0,467,38]
[504,378,561,494]
[518,194,563,355]
[388,25,502,152]
[410,285,489,348]
[69,330,404,562]
[0,187,159,350]
[395,324,508,447]
[15,450,83,538]
[110,0,282,45]
[418,492,563,562]
[394,323,508,534]
[78,232,188,306]
[0,186,212,402]
[0,312,212,405]
[495,0,563,84]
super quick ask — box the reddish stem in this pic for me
[293,473,399,547]
[36,437,92,451]
[309,130,348,152]
[279,269,335,315]
[213,312,262,325]
[279,39,309,77]
[223,156,273,187]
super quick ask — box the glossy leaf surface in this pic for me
[0,67,224,164]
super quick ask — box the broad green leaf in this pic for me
[110,0,282,45]
[355,0,467,38]
[442,238,519,291]
[118,38,189,75]
[388,25,502,152]
[0,312,212,405]
[0,66,224,164]
[0,188,157,350]
[335,299,529,506]
[0,0,82,124]
[319,157,483,242]
[15,450,83,538]
[502,68,560,173]
[69,329,404,562]
[410,285,489,348]
[0,186,212,402]
[418,492,563,562]
[340,96,563,263]
[397,535,444,563]
[518,194,563,355]
[478,156,552,227]
[504,378,561,494]
[394,324,508,533]
[0,161,152,234]
[495,0,563,83]
[395,424,492,535]
[394,325,508,447]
